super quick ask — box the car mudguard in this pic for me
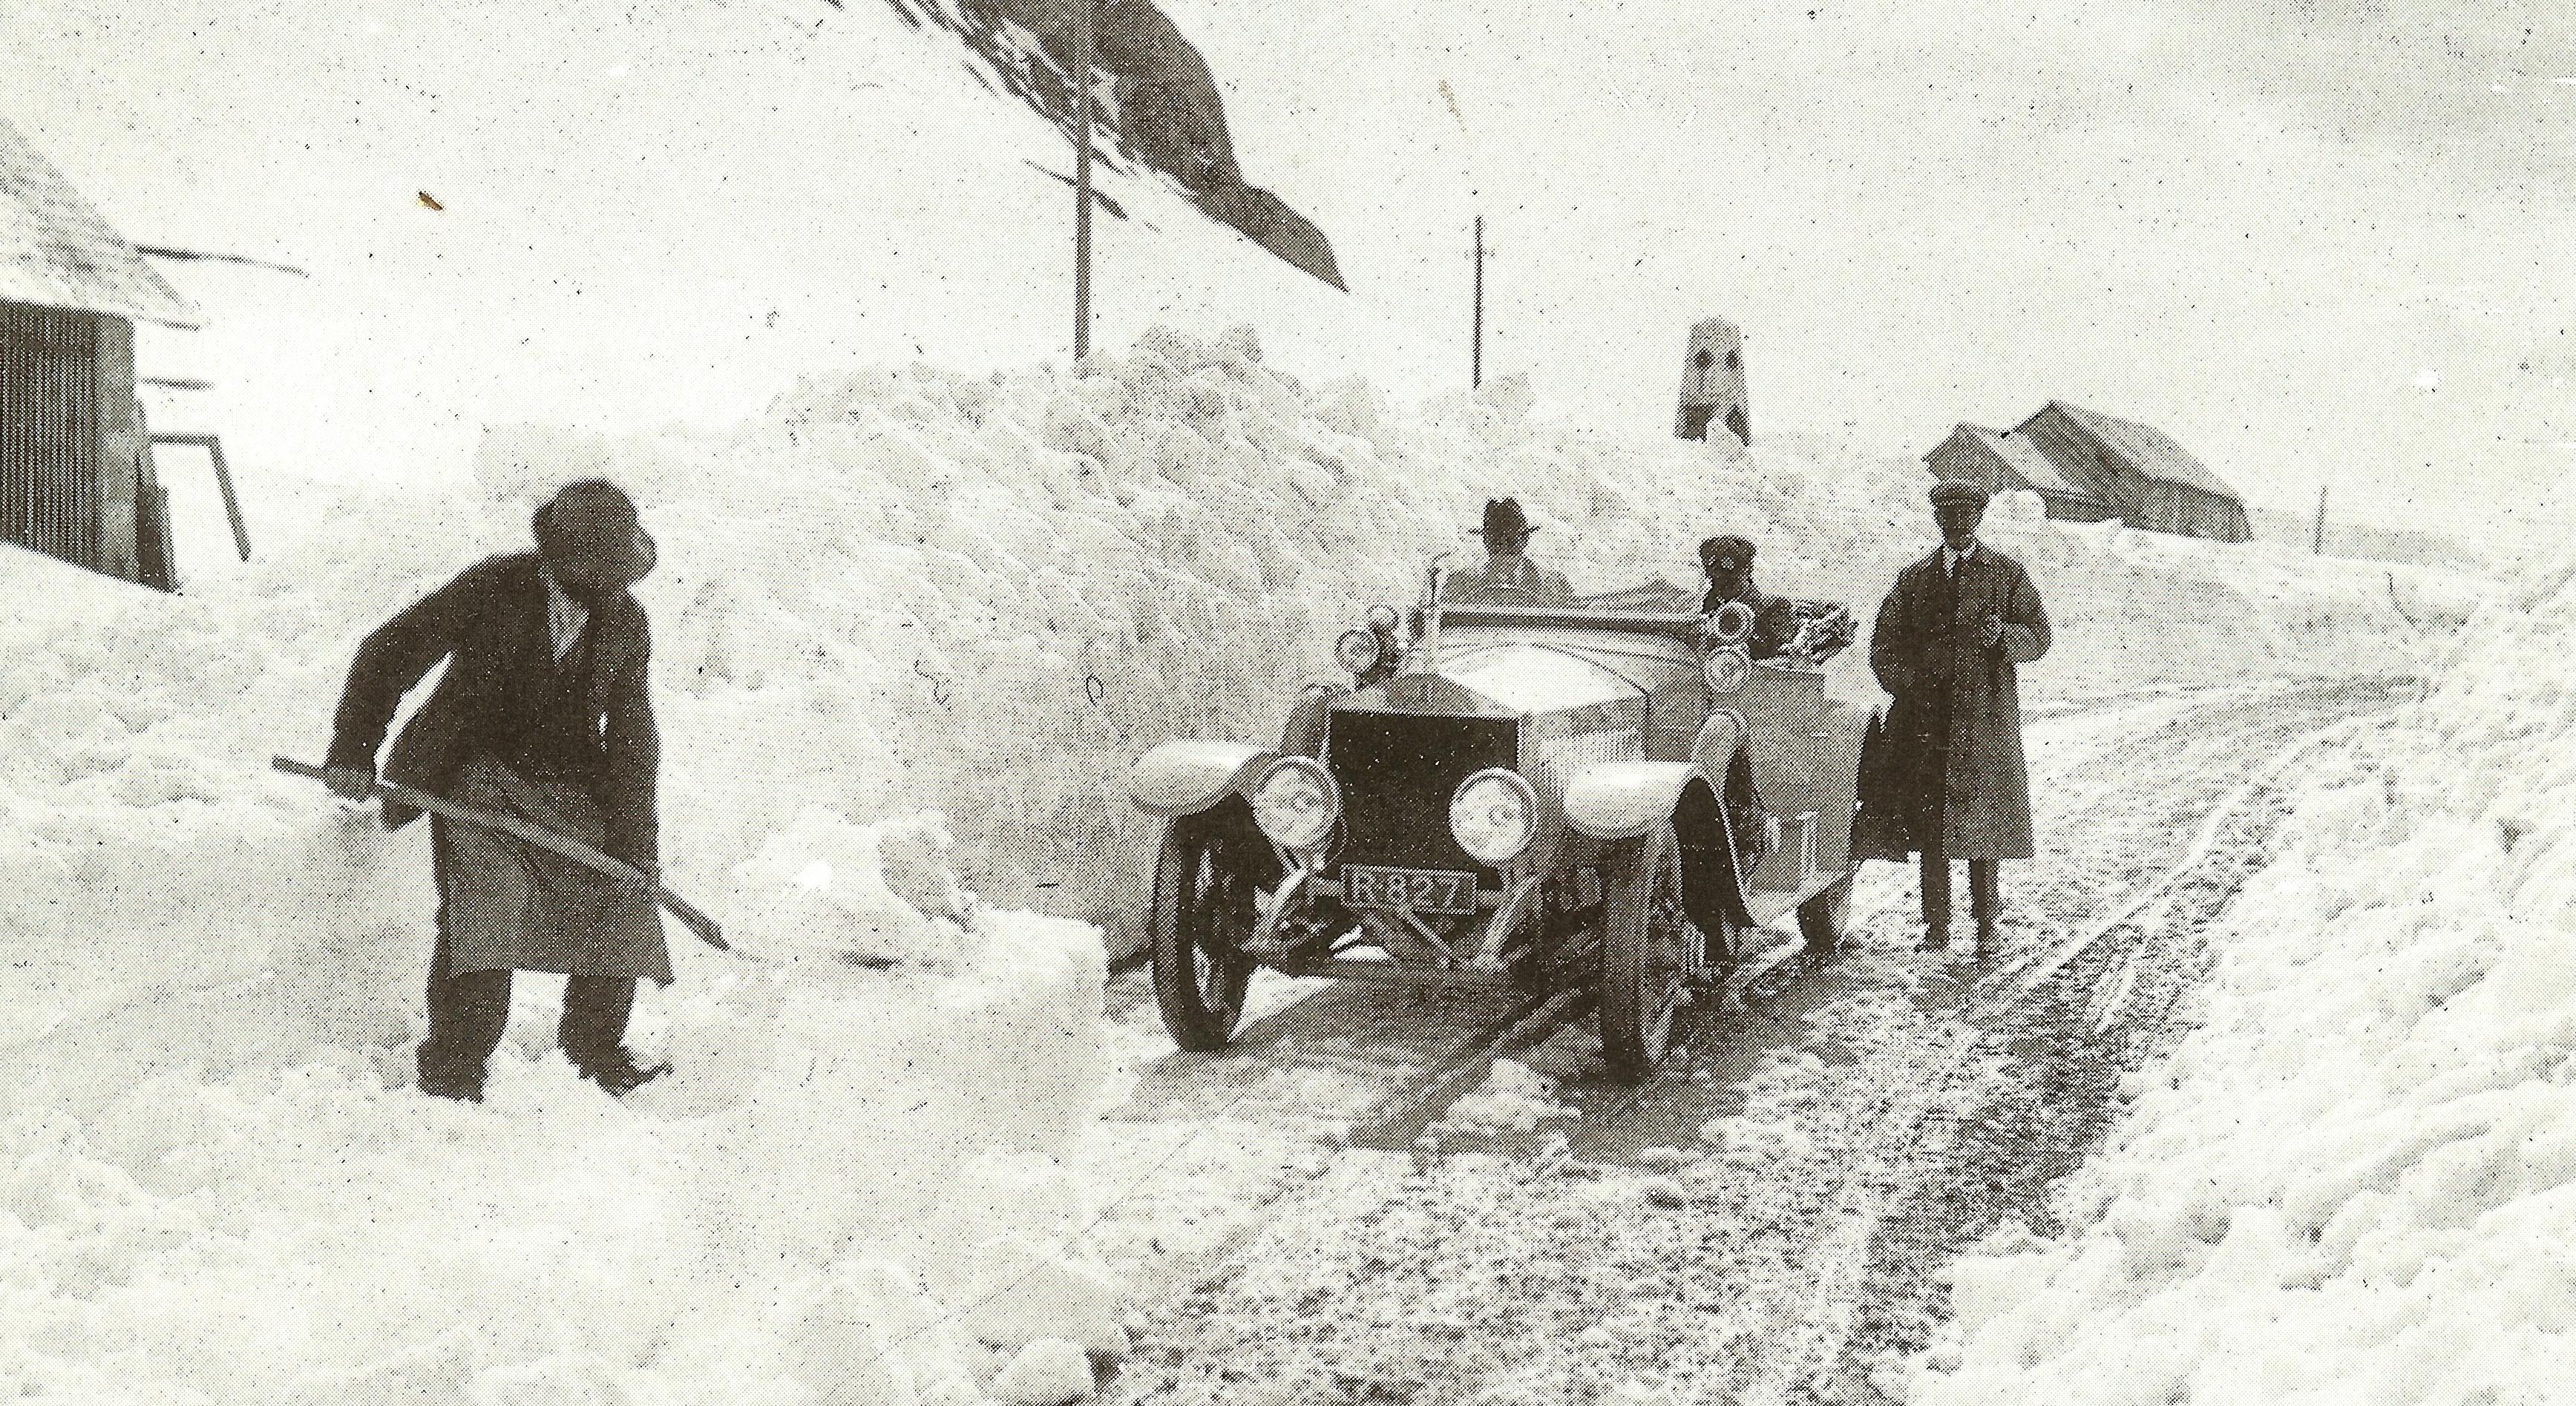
[1128,740,1279,819]
[1562,761,1706,841]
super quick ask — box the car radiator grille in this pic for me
[1324,712,1519,876]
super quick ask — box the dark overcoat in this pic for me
[327,554,664,976]
[1865,545,2050,860]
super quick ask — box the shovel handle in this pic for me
[272,757,729,952]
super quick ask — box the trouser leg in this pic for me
[1918,849,1953,929]
[419,820,512,1092]
[558,974,637,1069]
[1968,859,2000,931]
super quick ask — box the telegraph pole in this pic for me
[1072,0,1095,364]
[1471,215,1485,390]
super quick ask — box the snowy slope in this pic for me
[1912,534,2576,1405]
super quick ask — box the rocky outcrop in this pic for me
[940,0,1345,289]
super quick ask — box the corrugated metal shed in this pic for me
[0,116,198,329]
[2045,401,2240,500]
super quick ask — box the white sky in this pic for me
[1166,0,2575,554]
[4,0,2566,559]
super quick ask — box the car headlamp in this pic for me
[1708,599,1755,645]
[1449,768,1539,865]
[1251,756,1340,851]
[1703,645,1753,694]
[1334,628,1383,675]
[1364,604,1400,634]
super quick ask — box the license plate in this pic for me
[1342,866,1478,914]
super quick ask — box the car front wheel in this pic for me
[1148,813,1259,1051]
[1600,821,1696,1083]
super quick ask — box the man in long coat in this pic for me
[321,480,671,1100]
[1867,480,2052,956]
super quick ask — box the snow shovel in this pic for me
[272,757,728,952]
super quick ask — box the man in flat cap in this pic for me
[1443,497,1575,605]
[1867,479,2051,957]
[1699,534,1796,660]
[321,479,672,1100]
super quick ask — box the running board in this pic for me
[1745,867,1849,930]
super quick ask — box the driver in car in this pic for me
[1443,497,1575,605]
[1700,534,1796,660]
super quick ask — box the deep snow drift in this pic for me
[1911,536,2576,1405]
[0,328,2488,1403]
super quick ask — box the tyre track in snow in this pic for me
[1096,677,2410,1405]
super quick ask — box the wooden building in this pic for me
[1674,318,1751,446]
[1925,400,2251,544]
[1924,423,2121,523]
[0,117,198,588]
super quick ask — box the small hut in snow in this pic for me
[0,116,198,588]
[1924,400,2252,545]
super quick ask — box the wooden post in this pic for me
[1072,0,1095,364]
[2312,482,2328,555]
[1471,216,1484,390]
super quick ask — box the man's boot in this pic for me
[1917,852,1953,951]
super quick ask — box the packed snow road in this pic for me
[1080,675,2413,1405]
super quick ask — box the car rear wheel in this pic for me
[1601,821,1696,1083]
[1149,815,1259,1051]
[1798,873,1855,953]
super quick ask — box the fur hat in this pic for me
[1699,534,1755,572]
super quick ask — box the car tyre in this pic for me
[1600,821,1695,1083]
[1148,813,1259,1051]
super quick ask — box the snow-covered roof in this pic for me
[2043,401,2241,502]
[1946,423,2112,502]
[0,116,199,329]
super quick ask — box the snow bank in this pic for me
[479,329,2482,945]
[0,801,1119,1404]
[1911,541,2576,1405]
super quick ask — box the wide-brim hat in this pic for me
[1929,479,1990,509]
[1472,496,1538,539]
[534,479,658,588]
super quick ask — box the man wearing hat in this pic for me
[1699,534,1796,660]
[1866,479,2052,956]
[321,479,672,1100]
[1443,497,1574,605]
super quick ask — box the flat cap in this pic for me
[1928,479,1990,508]
[1699,534,1755,571]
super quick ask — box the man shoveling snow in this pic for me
[315,479,675,1102]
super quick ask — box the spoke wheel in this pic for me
[1148,818,1258,1051]
[1601,822,1697,1083]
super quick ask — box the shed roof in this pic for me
[2042,401,2240,501]
[0,116,199,329]
[1943,423,2111,502]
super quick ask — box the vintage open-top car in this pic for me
[1126,559,1873,1080]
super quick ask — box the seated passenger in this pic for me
[1443,497,1575,605]
[1699,534,1796,660]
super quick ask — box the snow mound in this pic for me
[1911,536,2576,1405]
[0,736,1118,1402]
[478,327,2482,950]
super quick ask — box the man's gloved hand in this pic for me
[1980,611,2005,649]
[322,765,376,802]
